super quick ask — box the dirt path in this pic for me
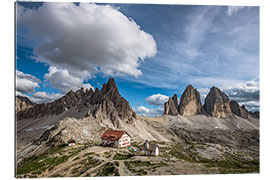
[118,161,125,176]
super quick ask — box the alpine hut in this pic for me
[101,129,131,148]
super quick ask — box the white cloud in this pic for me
[227,6,245,16]
[223,80,259,94]
[44,66,93,93]
[145,94,169,106]
[223,80,259,109]
[134,106,150,114]
[17,3,157,80]
[82,84,94,91]
[134,106,163,117]
[16,91,39,103]
[16,70,41,93]
[33,91,63,102]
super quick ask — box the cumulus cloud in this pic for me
[227,6,245,16]
[222,80,259,111]
[145,94,169,106]
[16,70,41,93]
[16,91,39,103]
[33,91,63,102]
[134,106,163,117]
[134,106,150,114]
[17,2,157,80]
[44,66,93,93]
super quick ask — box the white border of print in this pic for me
[1,0,269,180]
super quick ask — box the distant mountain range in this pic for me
[164,85,259,119]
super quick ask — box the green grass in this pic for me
[98,162,119,176]
[16,144,69,176]
[70,157,103,177]
[124,161,148,175]
[113,153,134,160]
[168,148,196,162]
[203,158,259,174]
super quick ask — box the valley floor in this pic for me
[16,140,259,178]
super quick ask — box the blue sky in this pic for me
[16,2,259,116]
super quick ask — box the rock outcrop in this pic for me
[230,100,249,119]
[179,85,202,116]
[16,96,35,112]
[17,78,136,125]
[172,94,179,111]
[249,111,260,119]
[164,97,179,116]
[204,87,232,118]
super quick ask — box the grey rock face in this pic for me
[230,100,249,119]
[164,97,179,116]
[179,85,202,116]
[172,94,179,111]
[95,78,136,124]
[16,96,35,112]
[204,87,232,118]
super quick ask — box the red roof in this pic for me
[101,130,130,141]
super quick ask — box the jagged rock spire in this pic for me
[164,97,179,116]
[179,85,202,116]
[204,87,232,118]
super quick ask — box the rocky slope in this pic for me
[16,96,35,112]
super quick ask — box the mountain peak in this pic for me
[179,85,202,116]
[16,95,35,112]
[204,86,232,118]
[101,78,118,93]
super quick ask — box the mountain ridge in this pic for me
[17,78,136,124]
[164,85,259,119]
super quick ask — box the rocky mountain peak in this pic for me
[230,100,248,119]
[204,87,232,118]
[16,95,35,112]
[101,78,119,95]
[164,97,179,116]
[179,85,202,116]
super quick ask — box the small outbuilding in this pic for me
[101,129,131,148]
[67,139,76,146]
[143,140,159,156]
